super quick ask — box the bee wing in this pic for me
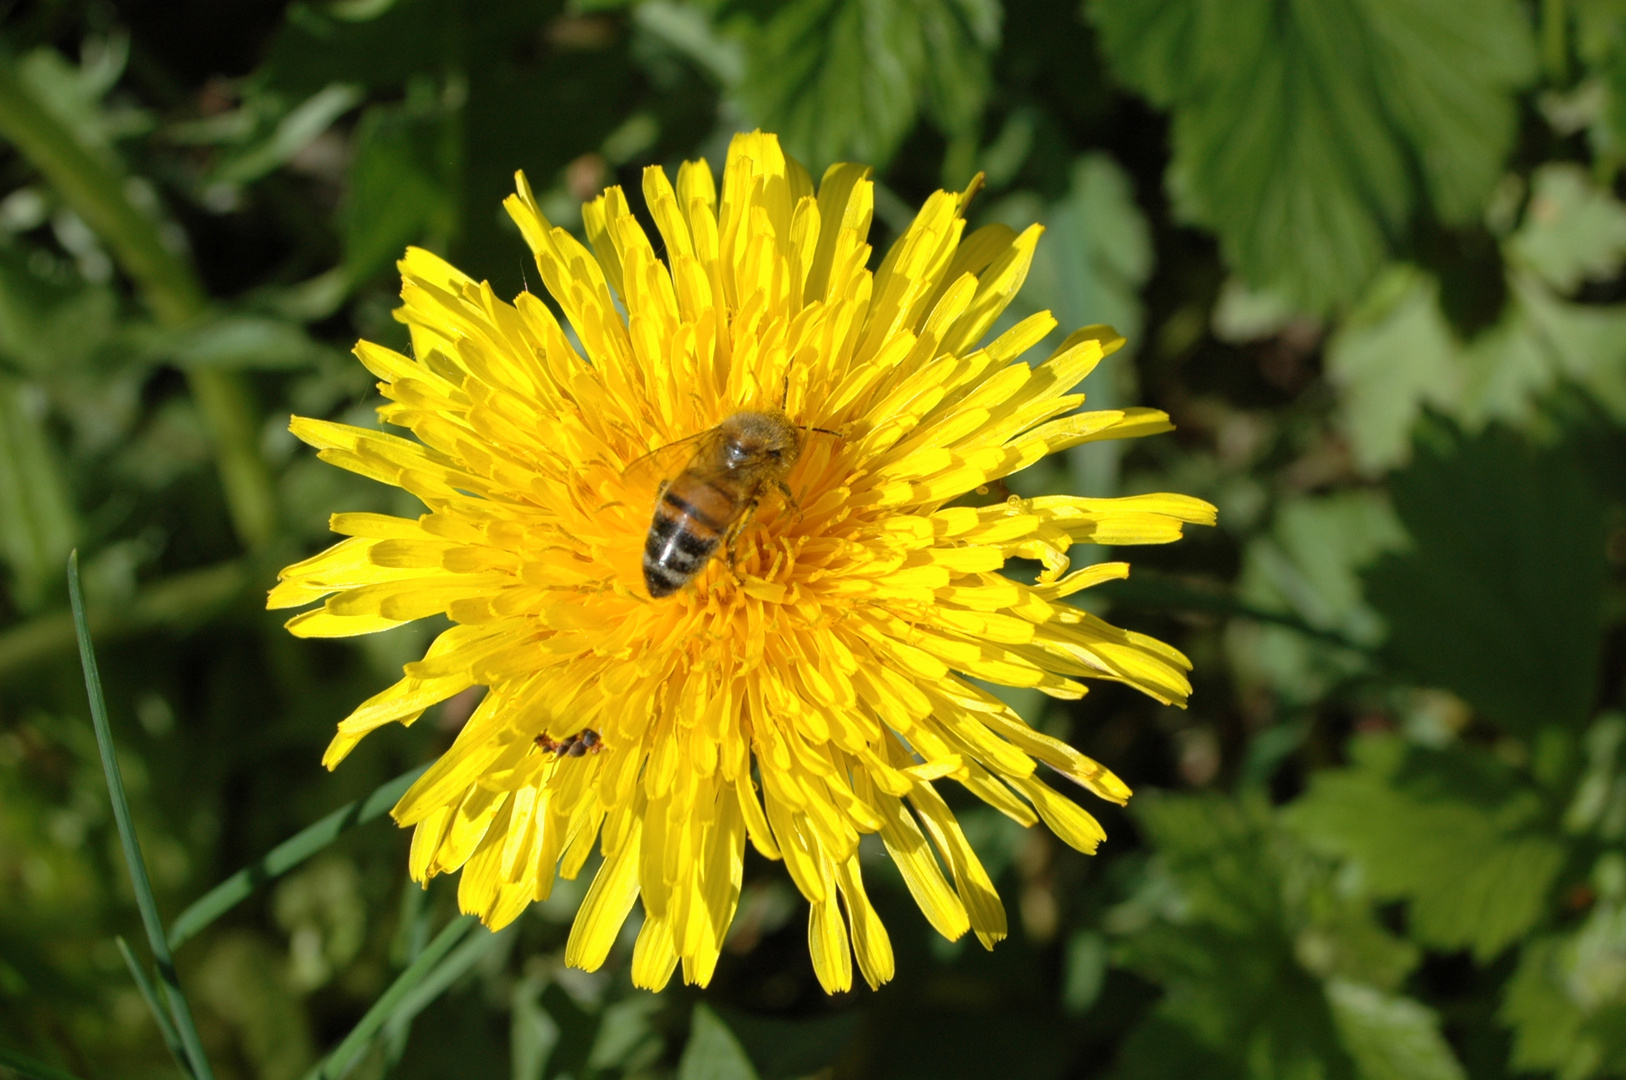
[620,429,717,491]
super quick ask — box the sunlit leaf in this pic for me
[1087,0,1536,312]
[739,0,1001,169]
[1231,490,1405,702]
[1113,793,1437,1080]
[1505,165,1626,293]
[1327,980,1465,1080]
[1288,735,1566,961]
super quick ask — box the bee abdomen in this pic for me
[643,485,727,598]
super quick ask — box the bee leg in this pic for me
[723,499,759,572]
[776,480,802,522]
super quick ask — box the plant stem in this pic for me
[0,55,278,549]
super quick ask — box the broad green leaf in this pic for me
[1508,273,1626,423]
[1087,0,1536,313]
[1364,426,1609,734]
[738,0,1000,170]
[678,1005,760,1080]
[1113,794,1425,1080]
[917,0,1001,139]
[1328,262,1626,470]
[1326,980,1465,1080]
[1288,735,1566,961]
[1501,916,1626,1080]
[1500,936,1595,1079]
[1231,490,1405,702]
[1325,266,1461,473]
[1504,165,1626,293]
[0,379,77,612]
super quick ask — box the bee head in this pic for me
[719,411,801,470]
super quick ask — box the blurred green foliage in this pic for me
[0,1,1624,1079]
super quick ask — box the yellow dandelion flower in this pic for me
[271,131,1215,993]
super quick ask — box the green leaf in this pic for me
[713,1008,862,1080]
[1501,920,1626,1080]
[0,244,119,377]
[678,1004,761,1080]
[1565,713,1626,840]
[1507,273,1626,424]
[0,378,78,612]
[738,0,1001,170]
[213,83,363,186]
[1327,259,1626,470]
[15,38,150,164]
[1112,793,1434,1080]
[140,313,335,372]
[990,153,1153,352]
[1364,426,1610,734]
[1326,980,1465,1080]
[343,99,458,285]
[1504,165,1626,293]
[1087,0,1536,313]
[1232,490,1406,702]
[1287,734,1566,961]
[917,0,1001,139]
[1325,266,1462,474]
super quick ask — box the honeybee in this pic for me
[641,411,805,599]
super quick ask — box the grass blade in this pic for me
[116,936,189,1073]
[302,914,479,1080]
[382,922,515,1066]
[0,1047,89,1080]
[168,763,429,950]
[68,552,216,1080]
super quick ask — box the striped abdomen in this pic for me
[643,475,743,598]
